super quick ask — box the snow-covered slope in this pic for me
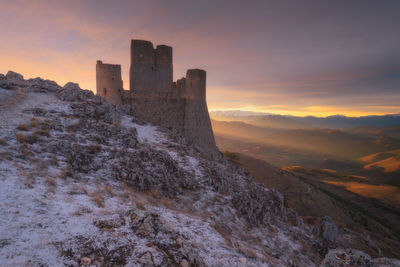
[0,71,398,267]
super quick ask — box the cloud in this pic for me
[0,0,399,116]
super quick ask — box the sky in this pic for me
[0,0,400,117]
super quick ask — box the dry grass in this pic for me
[30,117,39,128]
[19,146,31,158]
[120,183,148,210]
[135,199,146,210]
[73,209,83,217]
[120,190,131,200]
[45,177,57,187]
[0,149,11,160]
[30,133,39,143]
[17,123,30,131]
[23,171,34,181]
[24,181,34,189]
[73,206,91,217]
[104,185,114,196]
[159,197,177,210]
[60,166,73,179]
[91,192,105,208]
[235,243,258,259]
[150,189,160,199]
[68,184,88,195]
[323,180,400,206]
[41,121,50,131]
[213,222,233,247]
[16,133,27,143]
[34,129,50,137]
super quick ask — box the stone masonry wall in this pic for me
[129,40,173,92]
[96,61,123,105]
[121,90,186,133]
[183,70,218,157]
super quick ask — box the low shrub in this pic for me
[16,133,28,143]
[91,192,105,208]
[45,177,57,187]
[17,123,30,131]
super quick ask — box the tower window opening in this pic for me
[103,88,107,96]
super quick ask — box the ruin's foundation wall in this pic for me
[121,91,186,133]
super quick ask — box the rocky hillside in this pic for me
[0,71,399,266]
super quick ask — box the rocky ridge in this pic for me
[0,71,399,266]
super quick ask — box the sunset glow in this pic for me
[323,180,400,206]
[1,0,400,117]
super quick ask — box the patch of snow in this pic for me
[0,82,322,266]
[121,115,167,145]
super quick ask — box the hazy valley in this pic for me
[211,111,400,259]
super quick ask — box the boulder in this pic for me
[63,82,81,90]
[320,248,375,267]
[6,71,24,81]
[28,78,61,92]
[80,257,91,266]
[57,84,94,102]
[312,216,339,242]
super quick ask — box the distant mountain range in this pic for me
[210,110,400,129]
[211,119,400,160]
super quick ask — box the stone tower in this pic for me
[96,61,123,105]
[183,69,217,155]
[129,40,173,92]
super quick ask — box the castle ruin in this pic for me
[96,39,219,159]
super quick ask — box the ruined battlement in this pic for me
[185,69,206,99]
[96,40,219,159]
[130,40,173,92]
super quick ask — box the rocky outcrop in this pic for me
[312,216,339,243]
[1,71,399,266]
[320,248,400,267]
[28,77,61,92]
[5,70,24,81]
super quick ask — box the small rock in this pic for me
[312,216,339,242]
[80,257,91,266]
[45,192,55,199]
[239,257,247,265]
[320,248,374,267]
[181,259,190,267]
[139,251,154,266]
[93,215,125,229]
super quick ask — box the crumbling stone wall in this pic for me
[96,61,123,105]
